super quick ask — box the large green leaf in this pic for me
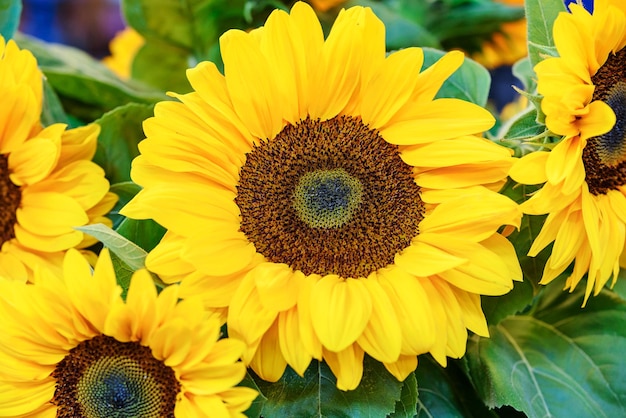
[525,0,565,67]
[465,283,626,417]
[414,357,497,418]
[93,103,154,184]
[389,373,418,418]
[14,34,165,121]
[123,0,249,62]
[76,223,147,272]
[0,0,21,40]
[251,356,403,417]
[422,48,491,107]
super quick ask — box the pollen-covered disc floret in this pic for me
[0,36,117,281]
[511,0,626,304]
[123,1,521,390]
[0,249,258,417]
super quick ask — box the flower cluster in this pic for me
[1,0,626,416]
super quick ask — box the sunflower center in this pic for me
[584,48,626,195]
[293,168,363,229]
[236,116,424,279]
[0,154,21,246]
[52,335,180,418]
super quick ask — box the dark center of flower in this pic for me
[236,116,424,279]
[0,154,21,246]
[584,48,626,195]
[52,335,180,418]
[293,168,363,229]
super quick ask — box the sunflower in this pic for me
[510,0,626,304]
[308,0,346,13]
[471,0,527,69]
[102,27,145,79]
[122,2,522,390]
[0,37,117,281]
[0,249,258,417]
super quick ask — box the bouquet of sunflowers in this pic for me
[1,0,624,416]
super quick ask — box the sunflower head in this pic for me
[102,27,145,79]
[122,1,521,390]
[0,249,258,417]
[0,36,117,281]
[511,0,626,304]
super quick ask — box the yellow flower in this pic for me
[102,28,145,79]
[0,249,258,417]
[123,2,521,390]
[472,0,528,69]
[511,0,626,304]
[0,37,116,281]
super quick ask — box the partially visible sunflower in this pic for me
[102,27,145,79]
[0,249,258,417]
[308,0,346,13]
[510,0,626,303]
[0,37,116,281]
[123,2,522,390]
[472,0,527,69]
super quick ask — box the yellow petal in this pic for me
[356,278,402,363]
[361,48,423,128]
[253,262,300,312]
[323,344,364,391]
[221,29,284,140]
[378,268,436,355]
[381,99,494,145]
[384,355,418,382]
[278,308,314,376]
[394,241,467,277]
[8,125,64,186]
[310,276,372,352]
[509,151,549,184]
[227,271,278,345]
[249,320,287,382]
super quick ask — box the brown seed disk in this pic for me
[0,154,21,245]
[236,115,424,279]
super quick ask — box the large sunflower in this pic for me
[0,249,258,417]
[123,2,522,390]
[0,37,116,281]
[510,0,626,304]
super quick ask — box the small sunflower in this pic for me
[472,0,527,69]
[123,2,522,390]
[0,37,116,281]
[102,27,145,79]
[510,0,626,303]
[0,249,258,417]
[308,0,346,13]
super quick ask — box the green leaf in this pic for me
[414,357,497,418]
[511,57,535,93]
[132,39,192,93]
[123,0,249,62]
[351,0,441,50]
[41,78,69,126]
[108,182,142,228]
[0,0,21,40]
[253,356,403,417]
[465,283,626,417]
[389,373,418,418]
[610,269,626,302]
[14,33,166,121]
[93,103,154,184]
[240,372,267,418]
[110,251,134,300]
[422,48,491,107]
[525,0,566,67]
[76,223,147,271]
[115,217,166,254]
